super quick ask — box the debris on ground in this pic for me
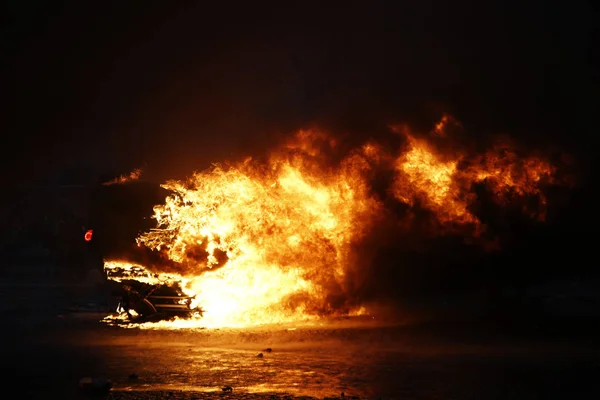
[222,385,233,392]
[257,352,264,358]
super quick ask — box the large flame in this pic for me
[104,118,566,329]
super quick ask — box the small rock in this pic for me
[256,352,264,358]
[222,385,233,392]
[263,347,272,353]
[128,373,138,381]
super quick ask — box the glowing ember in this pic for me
[103,117,565,329]
[84,229,93,242]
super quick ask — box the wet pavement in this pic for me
[2,283,600,399]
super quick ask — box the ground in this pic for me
[1,281,600,399]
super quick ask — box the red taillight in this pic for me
[84,229,93,242]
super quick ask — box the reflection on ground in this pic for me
[19,315,598,399]
[2,282,600,400]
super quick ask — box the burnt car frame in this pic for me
[116,279,201,322]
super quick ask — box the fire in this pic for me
[393,134,476,224]
[433,113,458,136]
[467,142,557,219]
[103,118,567,329]
[392,134,556,227]
[107,132,380,328]
[103,168,143,185]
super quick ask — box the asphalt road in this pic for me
[1,283,600,399]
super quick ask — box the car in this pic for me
[84,178,202,322]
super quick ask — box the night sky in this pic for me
[6,1,597,180]
[5,1,599,308]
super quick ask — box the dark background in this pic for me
[4,1,599,320]
[5,1,598,180]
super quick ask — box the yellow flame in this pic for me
[103,118,563,329]
[106,133,379,328]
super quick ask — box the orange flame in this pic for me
[392,134,556,227]
[103,168,143,185]
[393,134,476,225]
[103,117,567,329]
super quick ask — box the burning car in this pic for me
[77,118,564,330]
